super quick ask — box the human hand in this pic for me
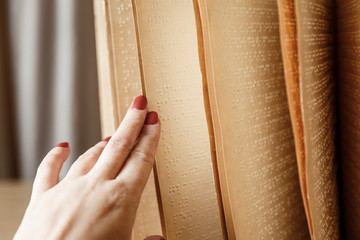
[14,96,164,240]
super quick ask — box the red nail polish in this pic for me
[143,236,165,240]
[56,142,69,148]
[103,136,111,142]
[131,95,147,110]
[145,111,158,125]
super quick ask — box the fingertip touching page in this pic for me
[93,1,163,239]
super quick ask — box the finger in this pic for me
[90,95,148,179]
[144,235,165,240]
[65,137,110,179]
[116,112,160,192]
[32,142,70,196]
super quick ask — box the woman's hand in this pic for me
[14,96,163,240]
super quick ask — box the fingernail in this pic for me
[145,111,158,125]
[103,136,111,142]
[56,142,69,148]
[143,236,165,240]
[131,95,147,110]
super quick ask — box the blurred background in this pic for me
[0,1,101,237]
[0,0,101,180]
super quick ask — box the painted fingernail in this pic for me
[103,136,111,142]
[145,111,158,125]
[143,236,165,240]
[56,142,69,148]
[131,95,147,110]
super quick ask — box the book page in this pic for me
[277,0,312,235]
[94,0,119,136]
[295,0,340,239]
[132,0,224,239]
[197,0,309,239]
[337,0,360,238]
[93,1,163,239]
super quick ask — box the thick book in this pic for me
[93,0,360,239]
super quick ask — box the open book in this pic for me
[93,0,359,239]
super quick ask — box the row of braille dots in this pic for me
[116,1,132,12]
[115,1,140,86]
[116,0,132,25]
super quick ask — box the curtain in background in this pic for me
[0,0,101,179]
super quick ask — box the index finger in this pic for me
[90,95,148,179]
[116,111,161,191]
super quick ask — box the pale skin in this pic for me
[14,96,164,240]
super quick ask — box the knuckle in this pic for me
[129,111,144,123]
[132,149,155,167]
[86,179,97,193]
[108,182,134,207]
[83,177,98,194]
[108,137,134,153]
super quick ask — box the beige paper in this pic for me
[337,0,360,238]
[296,0,340,239]
[94,0,119,136]
[132,0,224,239]
[197,0,309,239]
[93,1,163,239]
[277,0,313,236]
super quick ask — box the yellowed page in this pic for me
[337,0,360,238]
[93,1,163,239]
[277,0,313,236]
[197,0,309,239]
[295,1,340,239]
[94,0,119,136]
[132,0,224,239]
